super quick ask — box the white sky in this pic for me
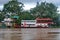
[23,3,36,10]
[57,6,60,14]
[0,5,3,10]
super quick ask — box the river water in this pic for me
[0,28,60,40]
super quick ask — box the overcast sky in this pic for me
[0,0,60,12]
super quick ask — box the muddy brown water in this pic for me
[0,28,60,40]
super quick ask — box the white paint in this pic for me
[21,20,36,27]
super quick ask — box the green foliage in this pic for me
[0,11,4,22]
[3,0,24,14]
[21,11,35,20]
[30,2,58,19]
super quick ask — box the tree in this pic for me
[0,11,5,22]
[30,2,58,19]
[3,0,24,15]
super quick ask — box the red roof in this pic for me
[36,18,52,20]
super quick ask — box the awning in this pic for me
[11,16,19,19]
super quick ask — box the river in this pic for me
[0,28,60,40]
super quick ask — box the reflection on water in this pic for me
[0,28,60,40]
